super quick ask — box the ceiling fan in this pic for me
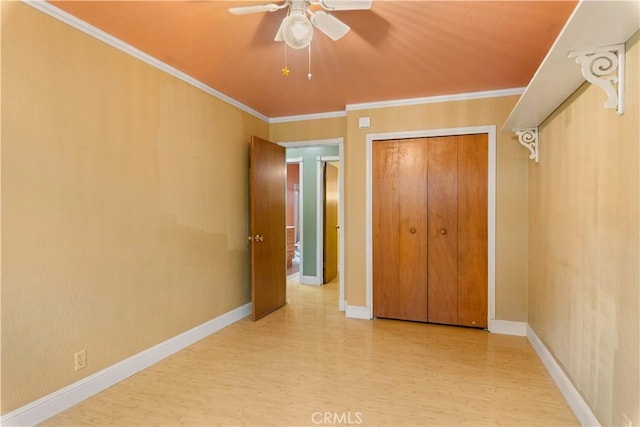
[229,0,372,50]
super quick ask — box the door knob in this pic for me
[251,234,264,242]
[409,227,416,234]
[439,228,447,235]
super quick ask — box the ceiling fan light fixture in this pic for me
[310,10,350,41]
[282,14,314,49]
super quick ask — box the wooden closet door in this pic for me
[373,141,400,319]
[373,139,428,321]
[397,139,429,321]
[457,134,488,328]
[373,135,487,328]
[426,137,458,325]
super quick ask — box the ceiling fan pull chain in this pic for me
[282,43,290,76]
[308,42,312,80]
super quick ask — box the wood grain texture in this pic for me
[323,163,339,283]
[427,137,459,325]
[41,276,578,427]
[457,134,488,328]
[250,136,286,320]
[397,139,429,321]
[373,140,428,321]
[373,135,488,327]
[372,141,401,319]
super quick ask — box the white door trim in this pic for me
[280,138,345,311]
[365,126,496,325]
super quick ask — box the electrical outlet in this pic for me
[74,349,87,371]
[622,414,632,427]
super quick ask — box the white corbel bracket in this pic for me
[515,128,539,163]
[569,44,625,115]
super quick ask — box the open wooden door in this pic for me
[250,136,286,320]
[323,162,339,283]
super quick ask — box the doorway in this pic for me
[280,138,345,311]
[286,160,302,276]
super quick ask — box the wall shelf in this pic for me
[502,0,640,133]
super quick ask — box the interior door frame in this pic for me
[365,126,496,328]
[279,138,346,311]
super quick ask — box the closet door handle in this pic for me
[409,227,416,234]
[439,228,447,235]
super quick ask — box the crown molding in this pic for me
[278,137,342,148]
[345,88,525,112]
[21,1,527,125]
[270,88,525,123]
[21,0,270,123]
[269,110,347,124]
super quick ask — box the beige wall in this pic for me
[10,1,636,422]
[270,116,346,143]
[1,1,268,413]
[343,97,528,322]
[528,32,639,426]
[271,96,529,323]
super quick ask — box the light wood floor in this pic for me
[43,275,577,426]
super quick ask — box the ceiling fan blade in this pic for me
[229,3,280,15]
[319,0,371,11]
[310,11,350,41]
[274,18,285,41]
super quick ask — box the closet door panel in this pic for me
[457,134,488,328]
[427,137,458,325]
[397,139,429,321]
[372,141,401,319]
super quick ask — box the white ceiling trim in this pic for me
[269,110,347,124]
[268,88,526,123]
[346,88,525,112]
[22,0,527,125]
[277,137,342,148]
[22,0,270,123]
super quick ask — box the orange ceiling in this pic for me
[51,0,577,118]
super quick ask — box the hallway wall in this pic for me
[528,31,639,426]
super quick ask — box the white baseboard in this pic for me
[345,305,372,319]
[1,302,252,427]
[339,299,346,312]
[526,325,600,427]
[300,275,322,285]
[488,319,527,336]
